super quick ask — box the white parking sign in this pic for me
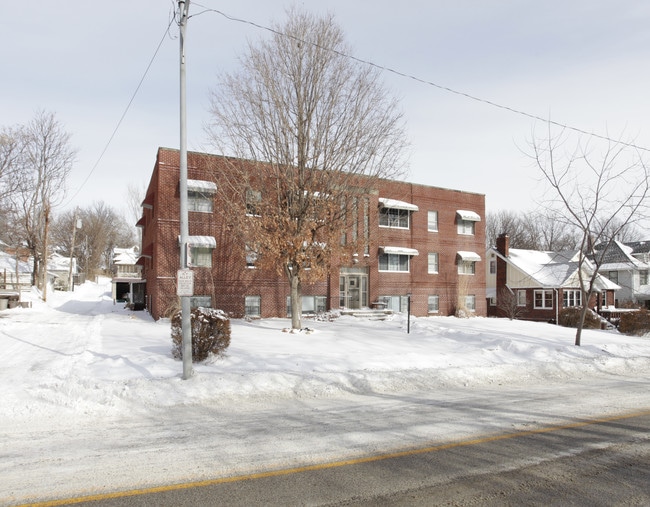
[176,269,194,296]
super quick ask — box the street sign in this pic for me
[176,269,194,296]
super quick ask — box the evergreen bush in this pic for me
[171,307,231,361]
[558,307,601,329]
[619,309,650,335]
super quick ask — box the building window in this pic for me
[601,291,608,307]
[465,295,476,311]
[640,270,649,285]
[457,219,475,235]
[246,189,262,216]
[245,245,258,268]
[190,295,212,309]
[608,271,619,285]
[245,295,261,317]
[534,290,553,309]
[489,297,497,306]
[427,211,438,232]
[379,207,409,229]
[489,260,496,275]
[380,295,409,313]
[428,252,439,274]
[428,295,439,313]
[286,295,327,315]
[188,190,213,213]
[191,246,213,268]
[378,253,410,272]
[563,290,582,308]
[458,260,476,275]
[517,290,526,306]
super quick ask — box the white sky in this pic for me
[3,1,650,220]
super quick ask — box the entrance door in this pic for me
[339,268,368,309]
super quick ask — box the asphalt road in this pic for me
[39,410,650,507]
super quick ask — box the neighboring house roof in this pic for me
[593,240,649,271]
[48,253,76,273]
[626,240,650,255]
[0,251,31,273]
[113,246,140,265]
[491,247,619,291]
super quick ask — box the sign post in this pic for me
[177,269,194,297]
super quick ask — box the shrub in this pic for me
[619,309,650,335]
[558,307,601,329]
[171,307,231,361]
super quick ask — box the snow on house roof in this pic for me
[113,247,140,266]
[504,248,620,291]
[507,249,584,287]
[0,251,31,273]
[48,253,75,272]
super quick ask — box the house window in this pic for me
[563,290,582,308]
[188,190,213,213]
[246,189,262,216]
[428,252,439,274]
[190,295,212,309]
[640,270,649,285]
[427,211,438,232]
[458,260,476,275]
[457,219,475,235]
[191,246,212,268]
[428,295,439,313]
[379,207,409,229]
[465,295,476,311]
[517,290,526,306]
[601,291,608,307]
[608,271,619,285]
[489,260,496,275]
[379,253,410,272]
[534,290,553,309]
[489,297,497,306]
[244,295,261,317]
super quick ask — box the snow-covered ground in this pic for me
[1,278,649,504]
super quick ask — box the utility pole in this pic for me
[178,0,193,379]
[68,209,80,291]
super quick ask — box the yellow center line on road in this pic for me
[19,408,650,507]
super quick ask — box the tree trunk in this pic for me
[575,302,591,346]
[42,204,50,302]
[289,273,302,330]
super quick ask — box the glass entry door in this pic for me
[339,268,368,309]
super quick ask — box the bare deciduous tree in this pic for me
[530,125,649,345]
[206,8,408,329]
[7,111,76,294]
[496,287,526,320]
[52,202,136,279]
[486,209,580,251]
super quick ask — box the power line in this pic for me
[64,11,178,206]
[194,4,650,154]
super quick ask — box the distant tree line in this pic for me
[485,209,642,251]
[0,111,136,294]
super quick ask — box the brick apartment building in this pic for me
[138,147,486,320]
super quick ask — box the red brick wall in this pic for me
[139,148,486,319]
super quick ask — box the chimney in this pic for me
[496,233,510,257]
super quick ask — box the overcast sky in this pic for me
[3,1,650,221]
